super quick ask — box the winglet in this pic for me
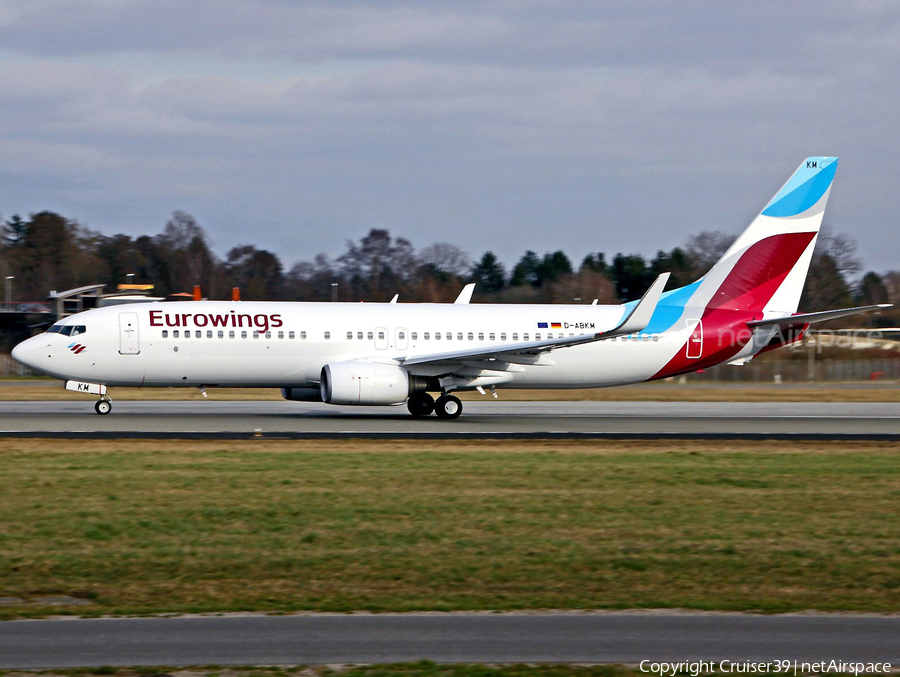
[608,273,669,336]
[389,294,399,304]
[454,283,475,304]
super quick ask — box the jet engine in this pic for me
[320,360,421,406]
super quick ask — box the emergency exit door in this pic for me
[119,312,140,355]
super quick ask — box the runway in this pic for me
[0,400,898,439]
[1,613,898,668]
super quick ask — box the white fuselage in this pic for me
[12,300,707,390]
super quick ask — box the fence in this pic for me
[683,358,900,383]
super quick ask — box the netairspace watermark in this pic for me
[639,661,893,676]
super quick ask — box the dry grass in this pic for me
[0,439,898,618]
[0,380,897,402]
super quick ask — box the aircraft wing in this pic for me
[747,304,892,328]
[400,273,669,367]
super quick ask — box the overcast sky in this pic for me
[1,1,898,274]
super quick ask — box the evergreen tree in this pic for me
[471,251,506,293]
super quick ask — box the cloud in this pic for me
[0,1,898,271]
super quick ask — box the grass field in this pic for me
[0,379,898,402]
[1,439,897,619]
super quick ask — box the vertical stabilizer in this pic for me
[694,157,838,315]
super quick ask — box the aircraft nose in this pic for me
[11,336,45,372]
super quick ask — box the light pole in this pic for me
[126,273,135,286]
[5,276,13,306]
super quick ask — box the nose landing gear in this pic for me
[94,396,112,415]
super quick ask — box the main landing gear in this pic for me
[407,392,463,419]
[94,396,112,415]
[435,394,462,419]
[407,391,435,417]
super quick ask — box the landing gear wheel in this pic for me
[95,400,111,415]
[435,394,462,419]
[407,392,435,417]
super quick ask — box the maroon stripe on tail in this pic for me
[707,232,816,312]
[651,231,816,380]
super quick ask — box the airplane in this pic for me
[11,157,891,419]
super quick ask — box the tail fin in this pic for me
[694,157,838,315]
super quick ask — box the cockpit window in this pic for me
[47,324,86,336]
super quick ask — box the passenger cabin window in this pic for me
[162,330,169,338]
[434,332,440,340]
[467,333,474,341]
[501,333,506,340]
[535,333,541,340]
[399,331,405,340]
[289,331,296,339]
[378,331,385,340]
[300,331,306,339]
[229,330,235,338]
[278,331,284,339]
[357,332,363,340]
[241,331,247,339]
[490,333,495,341]
[347,331,353,340]
[324,331,331,339]
[206,330,213,338]
[367,331,373,340]
[424,332,430,340]
[478,332,484,340]
[173,330,180,338]
[195,330,202,338]
[456,332,462,341]
[265,331,271,339]
[253,331,260,339]
[411,332,417,340]
[218,330,225,338]
[523,333,529,340]
[512,333,518,340]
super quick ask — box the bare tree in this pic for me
[685,230,732,277]
[419,243,471,277]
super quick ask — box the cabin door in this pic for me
[686,318,703,359]
[118,312,140,355]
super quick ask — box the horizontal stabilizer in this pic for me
[747,304,892,328]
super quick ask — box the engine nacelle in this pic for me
[281,387,321,402]
[320,361,411,406]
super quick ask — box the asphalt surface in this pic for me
[0,400,898,438]
[1,613,898,668]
